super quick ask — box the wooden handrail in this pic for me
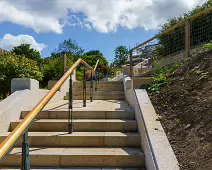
[0,58,93,160]
[94,59,99,71]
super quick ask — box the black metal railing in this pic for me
[67,60,99,135]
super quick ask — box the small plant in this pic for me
[193,69,202,74]
[183,57,190,63]
[168,63,180,74]
[175,119,181,124]
[148,73,168,91]
[140,84,151,90]
[203,42,212,50]
[162,104,168,108]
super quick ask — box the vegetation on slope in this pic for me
[149,49,212,170]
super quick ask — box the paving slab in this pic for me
[42,100,133,112]
[0,147,145,167]
[0,132,140,147]
[0,168,137,170]
[10,119,137,132]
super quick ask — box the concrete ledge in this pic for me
[0,90,32,132]
[132,77,153,89]
[123,75,131,90]
[123,75,134,108]
[134,89,179,170]
[11,78,38,93]
[0,78,68,133]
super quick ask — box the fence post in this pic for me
[130,50,133,77]
[185,20,191,58]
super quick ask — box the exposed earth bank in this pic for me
[149,50,212,170]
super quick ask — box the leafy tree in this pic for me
[82,50,108,67]
[0,51,43,99]
[54,38,84,59]
[12,44,43,65]
[41,38,84,86]
[114,46,129,67]
[41,53,74,87]
[85,50,103,56]
[80,50,108,80]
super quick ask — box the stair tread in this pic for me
[74,82,123,84]
[1,168,138,170]
[71,90,124,92]
[0,132,139,137]
[8,147,144,156]
[41,100,133,112]
[13,119,136,123]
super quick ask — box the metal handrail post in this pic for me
[68,74,74,134]
[90,70,93,102]
[83,66,86,107]
[21,131,30,170]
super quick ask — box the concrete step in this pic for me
[0,147,144,167]
[0,132,140,147]
[65,95,125,100]
[69,91,125,96]
[74,84,124,90]
[74,81,123,85]
[10,119,137,132]
[21,111,135,120]
[73,86,124,91]
[0,168,139,170]
[74,87,124,91]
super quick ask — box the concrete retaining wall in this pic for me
[123,76,179,170]
[0,78,69,133]
[0,90,32,133]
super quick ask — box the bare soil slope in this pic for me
[149,50,212,170]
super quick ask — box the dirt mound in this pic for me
[149,50,212,170]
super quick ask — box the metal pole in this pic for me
[130,50,133,77]
[90,70,93,102]
[83,66,86,107]
[68,75,74,134]
[21,131,30,170]
[95,66,98,91]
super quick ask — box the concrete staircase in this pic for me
[64,81,125,100]
[0,82,145,169]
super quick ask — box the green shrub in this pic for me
[146,63,180,91]
[0,51,43,99]
[204,42,212,50]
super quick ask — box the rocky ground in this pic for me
[149,50,212,170]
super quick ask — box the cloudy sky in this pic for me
[0,0,207,61]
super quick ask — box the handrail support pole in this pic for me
[21,131,30,170]
[95,66,99,91]
[83,66,86,107]
[90,70,93,102]
[68,74,74,134]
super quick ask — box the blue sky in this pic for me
[0,0,206,62]
[0,18,157,62]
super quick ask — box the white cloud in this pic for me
[0,34,47,52]
[0,0,208,33]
